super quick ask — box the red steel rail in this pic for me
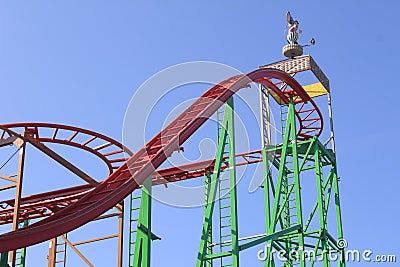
[0,150,262,225]
[0,68,323,252]
[0,185,93,225]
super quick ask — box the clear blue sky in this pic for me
[0,1,399,266]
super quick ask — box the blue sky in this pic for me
[0,1,399,266]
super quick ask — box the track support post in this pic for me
[132,177,154,267]
[197,97,239,267]
[9,134,27,267]
[261,96,346,267]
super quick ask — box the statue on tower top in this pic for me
[283,12,315,59]
[286,11,302,45]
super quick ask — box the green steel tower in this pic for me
[196,55,346,267]
[128,56,346,267]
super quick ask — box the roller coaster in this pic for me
[0,55,346,267]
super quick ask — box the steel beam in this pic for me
[132,177,153,267]
[197,101,230,267]
[9,135,26,267]
[24,134,99,186]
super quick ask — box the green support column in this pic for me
[197,97,239,267]
[204,171,214,267]
[226,98,239,266]
[193,70,346,267]
[255,59,346,267]
[262,148,274,267]
[132,177,153,267]
[315,149,329,267]
[262,149,271,231]
[264,98,296,266]
[288,96,305,267]
[197,107,229,267]
[333,166,346,267]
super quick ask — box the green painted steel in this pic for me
[333,167,346,267]
[315,148,328,267]
[227,98,239,267]
[196,107,229,267]
[204,171,214,267]
[197,97,239,267]
[289,96,306,267]
[216,105,231,264]
[128,189,142,266]
[264,97,297,267]
[124,72,346,267]
[261,97,346,267]
[197,92,347,266]
[131,177,153,267]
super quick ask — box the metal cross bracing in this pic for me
[0,68,315,251]
[0,147,264,266]
[194,57,344,267]
[46,208,125,267]
[260,129,346,266]
[196,97,239,267]
[0,129,261,267]
[0,123,130,267]
[0,123,132,177]
[0,148,264,266]
[0,58,345,267]
[47,234,68,267]
[0,150,264,226]
[258,56,345,267]
[216,106,238,267]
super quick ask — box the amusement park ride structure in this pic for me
[0,13,345,267]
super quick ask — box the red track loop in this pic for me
[0,68,323,252]
[255,76,323,140]
[0,123,132,174]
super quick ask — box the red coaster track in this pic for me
[0,68,322,252]
[0,150,263,225]
[0,122,132,175]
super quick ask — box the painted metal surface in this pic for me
[0,123,130,266]
[196,97,239,267]
[0,150,263,227]
[0,123,132,175]
[0,68,324,252]
[260,55,330,92]
[302,82,329,98]
[0,57,346,267]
